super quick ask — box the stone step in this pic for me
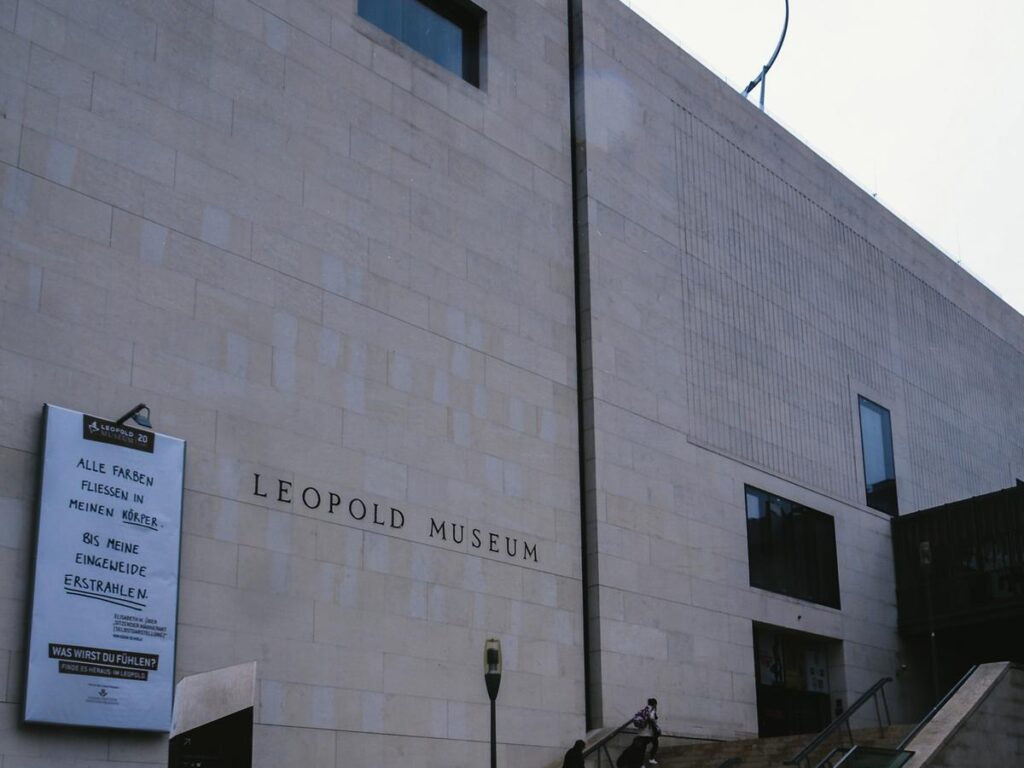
[638,725,913,768]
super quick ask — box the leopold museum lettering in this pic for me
[252,473,539,564]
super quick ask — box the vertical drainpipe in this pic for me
[566,0,596,730]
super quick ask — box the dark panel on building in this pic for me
[893,484,1024,635]
[168,707,253,768]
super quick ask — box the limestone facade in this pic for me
[0,0,1022,765]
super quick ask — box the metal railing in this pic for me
[580,719,714,767]
[579,717,638,767]
[783,676,893,768]
[811,746,851,768]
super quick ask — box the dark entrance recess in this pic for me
[168,706,253,768]
[753,624,833,737]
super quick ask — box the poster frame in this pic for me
[22,403,186,733]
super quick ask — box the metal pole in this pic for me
[919,541,939,702]
[925,576,939,701]
[490,697,497,768]
[742,0,790,111]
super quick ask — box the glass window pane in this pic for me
[745,486,840,608]
[859,397,898,515]
[358,0,480,85]
[402,0,463,77]
[358,0,402,37]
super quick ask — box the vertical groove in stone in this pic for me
[567,0,597,730]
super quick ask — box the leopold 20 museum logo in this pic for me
[82,415,154,454]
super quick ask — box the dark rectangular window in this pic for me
[357,0,483,86]
[858,396,898,515]
[745,486,840,609]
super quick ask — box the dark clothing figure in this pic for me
[562,739,586,768]
[616,737,649,768]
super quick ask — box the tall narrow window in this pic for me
[858,397,898,515]
[745,486,840,609]
[357,0,484,87]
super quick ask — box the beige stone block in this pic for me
[5,648,21,702]
[180,532,238,587]
[381,654,477,701]
[0,702,108,759]
[26,45,91,109]
[3,165,112,244]
[0,448,35,503]
[177,579,314,641]
[56,103,175,186]
[0,647,8,702]
[257,679,358,731]
[4,758,161,768]
[135,262,196,315]
[313,521,364,568]
[182,492,318,560]
[253,723,335,768]
[175,623,238,676]
[0,546,27,600]
[103,730,167,766]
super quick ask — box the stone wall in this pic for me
[0,0,583,766]
[575,0,1024,737]
[903,662,1024,767]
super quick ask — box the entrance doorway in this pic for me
[753,623,836,737]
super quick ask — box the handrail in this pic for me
[810,746,850,768]
[580,719,708,766]
[896,664,977,751]
[580,717,635,767]
[784,676,893,768]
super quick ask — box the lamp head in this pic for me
[918,541,932,566]
[115,403,152,429]
[484,638,502,676]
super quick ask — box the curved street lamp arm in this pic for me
[742,0,790,104]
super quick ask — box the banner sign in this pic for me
[24,404,185,731]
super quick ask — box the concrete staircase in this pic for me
[646,725,912,768]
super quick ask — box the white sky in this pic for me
[621,0,1024,317]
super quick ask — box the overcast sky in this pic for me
[621,0,1024,317]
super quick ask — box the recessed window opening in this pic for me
[858,396,898,515]
[357,0,484,87]
[745,486,841,609]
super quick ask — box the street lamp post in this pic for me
[484,638,502,768]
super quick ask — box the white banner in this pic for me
[24,404,184,731]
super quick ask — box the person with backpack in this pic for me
[630,698,660,765]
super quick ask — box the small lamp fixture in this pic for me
[918,541,932,567]
[484,638,502,768]
[115,403,152,429]
[484,638,502,699]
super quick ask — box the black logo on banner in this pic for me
[82,414,154,453]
